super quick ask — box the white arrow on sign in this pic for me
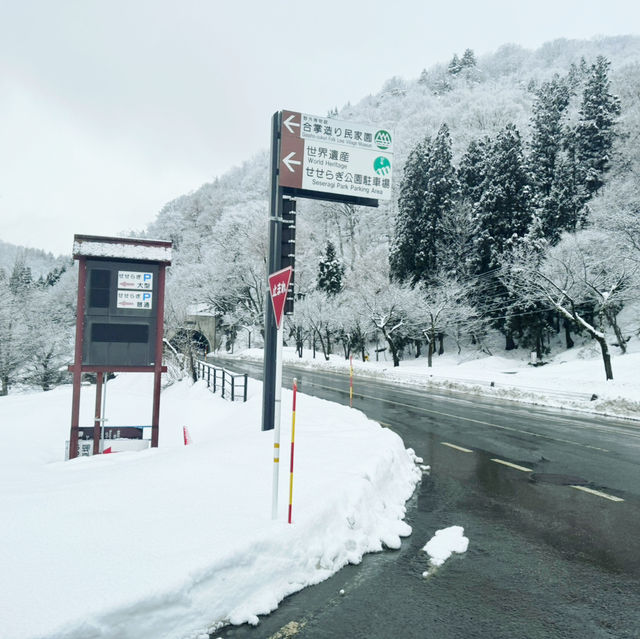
[283,114,300,134]
[282,151,301,173]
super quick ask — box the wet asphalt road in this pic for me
[209,357,640,639]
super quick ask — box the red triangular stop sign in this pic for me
[268,266,293,329]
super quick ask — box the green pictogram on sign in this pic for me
[374,130,392,150]
[373,156,391,176]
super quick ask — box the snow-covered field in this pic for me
[231,337,640,421]
[0,375,420,639]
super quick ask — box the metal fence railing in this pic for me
[195,360,248,402]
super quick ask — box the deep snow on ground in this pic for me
[230,336,640,420]
[3,334,639,638]
[0,375,420,639]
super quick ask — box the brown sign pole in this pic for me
[151,263,167,448]
[69,256,87,459]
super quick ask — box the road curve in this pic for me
[210,356,640,639]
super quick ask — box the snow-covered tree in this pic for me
[448,54,462,76]
[574,56,621,196]
[461,49,477,69]
[317,241,345,295]
[391,124,459,284]
[390,136,430,282]
[295,290,335,360]
[0,261,34,394]
[505,230,639,380]
[23,269,75,390]
[473,123,533,274]
[459,136,491,207]
[415,277,477,367]
[357,276,422,367]
[530,75,572,199]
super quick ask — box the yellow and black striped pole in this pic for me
[349,355,354,408]
[288,378,298,524]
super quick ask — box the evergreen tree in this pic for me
[9,259,33,294]
[317,241,344,295]
[471,124,534,349]
[528,75,578,241]
[448,54,462,75]
[574,56,621,196]
[459,136,491,205]
[391,124,459,283]
[460,49,476,68]
[473,124,533,274]
[530,75,571,199]
[421,124,459,280]
[542,146,589,239]
[566,57,589,91]
[390,137,431,281]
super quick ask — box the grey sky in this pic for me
[0,0,637,256]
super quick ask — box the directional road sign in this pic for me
[279,110,394,201]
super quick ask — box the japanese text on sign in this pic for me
[117,291,153,309]
[279,110,394,200]
[272,281,288,297]
[300,114,393,153]
[117,271,153,290]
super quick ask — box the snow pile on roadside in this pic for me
[422,526,469,575]
[0,375,420,639]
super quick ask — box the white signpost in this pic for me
[279,110,394,201]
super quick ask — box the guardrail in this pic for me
[196,360,248,402]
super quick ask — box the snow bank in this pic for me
[0,375,420,639]
[232,340,640,420]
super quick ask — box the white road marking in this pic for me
[570,485,625,502]
[491,458,533,472]
[441,442,473,453]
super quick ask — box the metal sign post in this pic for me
[261,110,393,434]
[261,112,283,434]
[261,109,393,517]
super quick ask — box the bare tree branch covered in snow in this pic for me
[504,230,640,380]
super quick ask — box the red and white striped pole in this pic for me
[288,378,298,524]
[349,355,354,408]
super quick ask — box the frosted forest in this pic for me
[3,36,640,393]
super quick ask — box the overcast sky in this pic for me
[0,0,637,256]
